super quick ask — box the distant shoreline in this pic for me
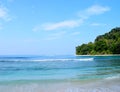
[76,27,120,55]
[75,54,120,56]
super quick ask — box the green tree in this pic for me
[76,27,120,55]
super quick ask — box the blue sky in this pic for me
[0,0,119,55]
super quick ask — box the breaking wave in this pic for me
[0,58,94,62]
[105,75,120,80]
[32,58,93,62]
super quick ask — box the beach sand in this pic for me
[0,78,120,92]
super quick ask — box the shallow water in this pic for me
[0,55,120,92]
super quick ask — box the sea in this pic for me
[0,55,120,92]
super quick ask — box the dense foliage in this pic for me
[76,27,120,55]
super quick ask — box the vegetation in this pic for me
[76,27,120,55]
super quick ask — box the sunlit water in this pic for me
[0,55,120,92]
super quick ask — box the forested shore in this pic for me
[76,27,120,55]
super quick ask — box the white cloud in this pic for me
[0,6,11,21]
[43,20,80,30]
[33,19,83,31]
[0,4,12,30]
[78,5,110,19]
[91,23,107,26]
[86,5,110,15]
[0,6,7,19]
[33,5,110,31]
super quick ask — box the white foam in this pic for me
[105,75,120,80]
[0,58,94,62]
[77,58,94,61]
[32,58,94,62]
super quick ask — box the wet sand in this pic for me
[0,78,120,92]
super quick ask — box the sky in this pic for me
[0,0,119,55]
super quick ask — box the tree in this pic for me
[76,27,120,55]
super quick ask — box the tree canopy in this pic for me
[76,27,120,55]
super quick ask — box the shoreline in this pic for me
[75,54,120,56]
[0,78,120,92]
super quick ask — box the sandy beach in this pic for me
[0,78,120,92]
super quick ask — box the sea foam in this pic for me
[32,58,94,62]
[0,58,94,62]
[105,75,120,80]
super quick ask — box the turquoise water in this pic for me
[0,55,120,92]
[0,55,120,82]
